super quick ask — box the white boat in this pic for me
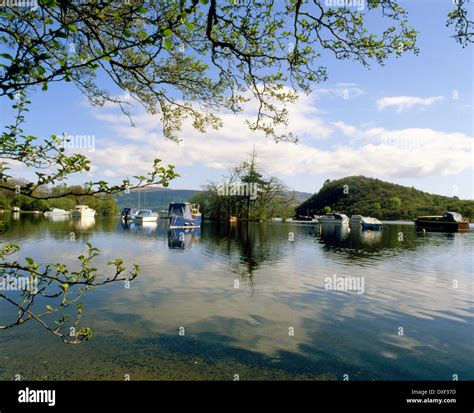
[361,217,383,230]
[349,214,364,224]
[71,205,96,218]
[133,209,159,223]
[11,206,20,213]
[44,208,70,217]
[318,213,349,224]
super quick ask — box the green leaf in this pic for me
[25,257,34,265]
[184,21,194,31]
[164,38,173,50]
[163,29,172,37]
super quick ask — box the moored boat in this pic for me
[360,217,383,230]
[318,213,349,224]
[133,209,159,223]
[169,202,201,228]
[44,208,70,217]
[71,205,96,218]
[414,211,470,232]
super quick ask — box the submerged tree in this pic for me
[0,0,471,342]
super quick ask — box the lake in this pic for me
[0,214,473,380]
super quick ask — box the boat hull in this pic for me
[169,216,200,229]
[71,212,95,218]
[44,211,69,217]
[415,220,470,232]
[133,216,158,223]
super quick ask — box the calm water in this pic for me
[0,214,473,380]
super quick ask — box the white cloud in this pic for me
[86,94,473,183]
[377,96,444,112]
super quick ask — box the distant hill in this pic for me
[115,187,312,212]
[115,187,200,211]
[286,190,313,204]
[296,176,474,220]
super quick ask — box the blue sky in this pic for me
[1,0,473,199]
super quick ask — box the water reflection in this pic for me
[168,228,201,249]
[318,222,351,242]
[72,216,96,230]
[46,215,70,223]
[0,217,472,380]
[130,221,158,234]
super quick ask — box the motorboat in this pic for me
[133,209,159,223]
[44,208,70,217]
[415,211,470,232]
[169,202,201,228]
[360,217,383,230]
[71,205,96,218]
[318,213,349,224]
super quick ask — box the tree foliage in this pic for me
[0,243,138,343]
[0,0,425,142]
[191,151,293,221]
